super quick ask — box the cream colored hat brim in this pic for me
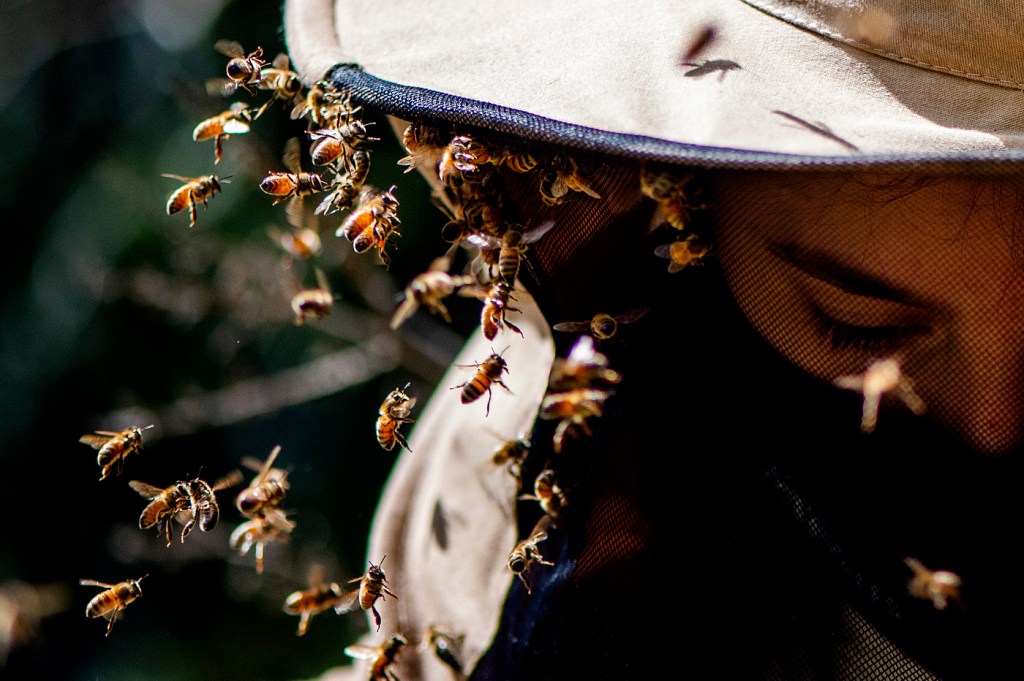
[284,0,1024,168]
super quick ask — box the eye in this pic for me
[810,307,931,353]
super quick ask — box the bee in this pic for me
[309,119,378,165]
[163,174,226,228]
[501,147,538,174]
[397,120,447,173]
[508,516,555,595]
[336,184,401,268]
[451,349,512,417]
[390,254,477,329]
[192,102,253,164]
[291,267,334,325]
[834,356,927,433]
[679,24,718,65]
[519,468,569,520]
[208,40,265,96]
[236,445,289,517]
[339,556,399,632]
[344,634,408,681]
[437,134,497,188]
[230,507,295,574]
[260,137,329,206]
[904,557,962,610]
[290,80,345,128]
[478,280,523,341]
[549,334,622,391]
[640,165,700,231]
[79,575,147,637]
[467,220,555,286]
[552,307,651,342]
[283,563,347,636]
[79,424,154,481]
[485,433,530,483]
[267,223,323,262]
[438,193,504,248]
[315,148,371,216]
[421,625,465,678]
[653,234,713,272]
[252,52,305,119]
[540,388,611,454]
[130,470,242,546]
[376,383,417,452]
[539,155,601,206]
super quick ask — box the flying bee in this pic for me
[79,424,154,481]
[252,52,305,119]
[236,445,289,517]
[640,165,701,231]
[549,334,623,390]
[478,280,523,341]
[421,625,465,678]
[376,383,417,452]
[290,80,346,128]
[230,507,296,574]
[483,433,530,484]
[315,148,371,215]
[283,563,347,636]
[539,155,602,206]
[261,137,328,206]
[130,470,242,546]
[308,119,378,165]
[508,516,555,595]
[390,254,477,329]
[451,349,512,417]
[398,120,447,173]
[540,387,611,454]
[653,234,712,272]
[192,102,253,164]
[553,307,651,342]
[338,556,399,632]
[336,184,401,268]
[163,174,226,228]
[80,575,147,637]
[519,468,569,520]
[291,266,334,325]
[268,223,323,262]
[474,220,556,286]
[344,634,408,681]
[904,557,963,610]
[208,40,265,96]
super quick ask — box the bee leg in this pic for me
[188,200,198,228]
[395,431,411,453]
[105,605,121,636]
[372,604,382,632]
[485,389,493,417]
[214,135,225,164]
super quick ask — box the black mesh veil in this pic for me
[451,149,1024,680]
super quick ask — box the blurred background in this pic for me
[0,1,476,678]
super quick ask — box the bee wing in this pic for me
[79,433,114,448]
[344,643,380,660]
[615,306,652,324]
[653,243,672,259]
[128,480,165,499]
[390,296,419,330]
[466,233,499,250]
[254,445,282,483]
[214,39,245,58]
[212,469,244,491]
[205,77,239,98]
[272,52,291,70]
[79,579,113,588]
[221,117,251,135]
[551,320,591,333]
[522,219,557,244]
[161,173,194,183]
[281,137,303,173]
[313,267,331,293]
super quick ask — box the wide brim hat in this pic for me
[284,0,1024,172]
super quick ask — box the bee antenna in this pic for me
[142,424,156,431]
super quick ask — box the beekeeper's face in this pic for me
[711,172,1024,455]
